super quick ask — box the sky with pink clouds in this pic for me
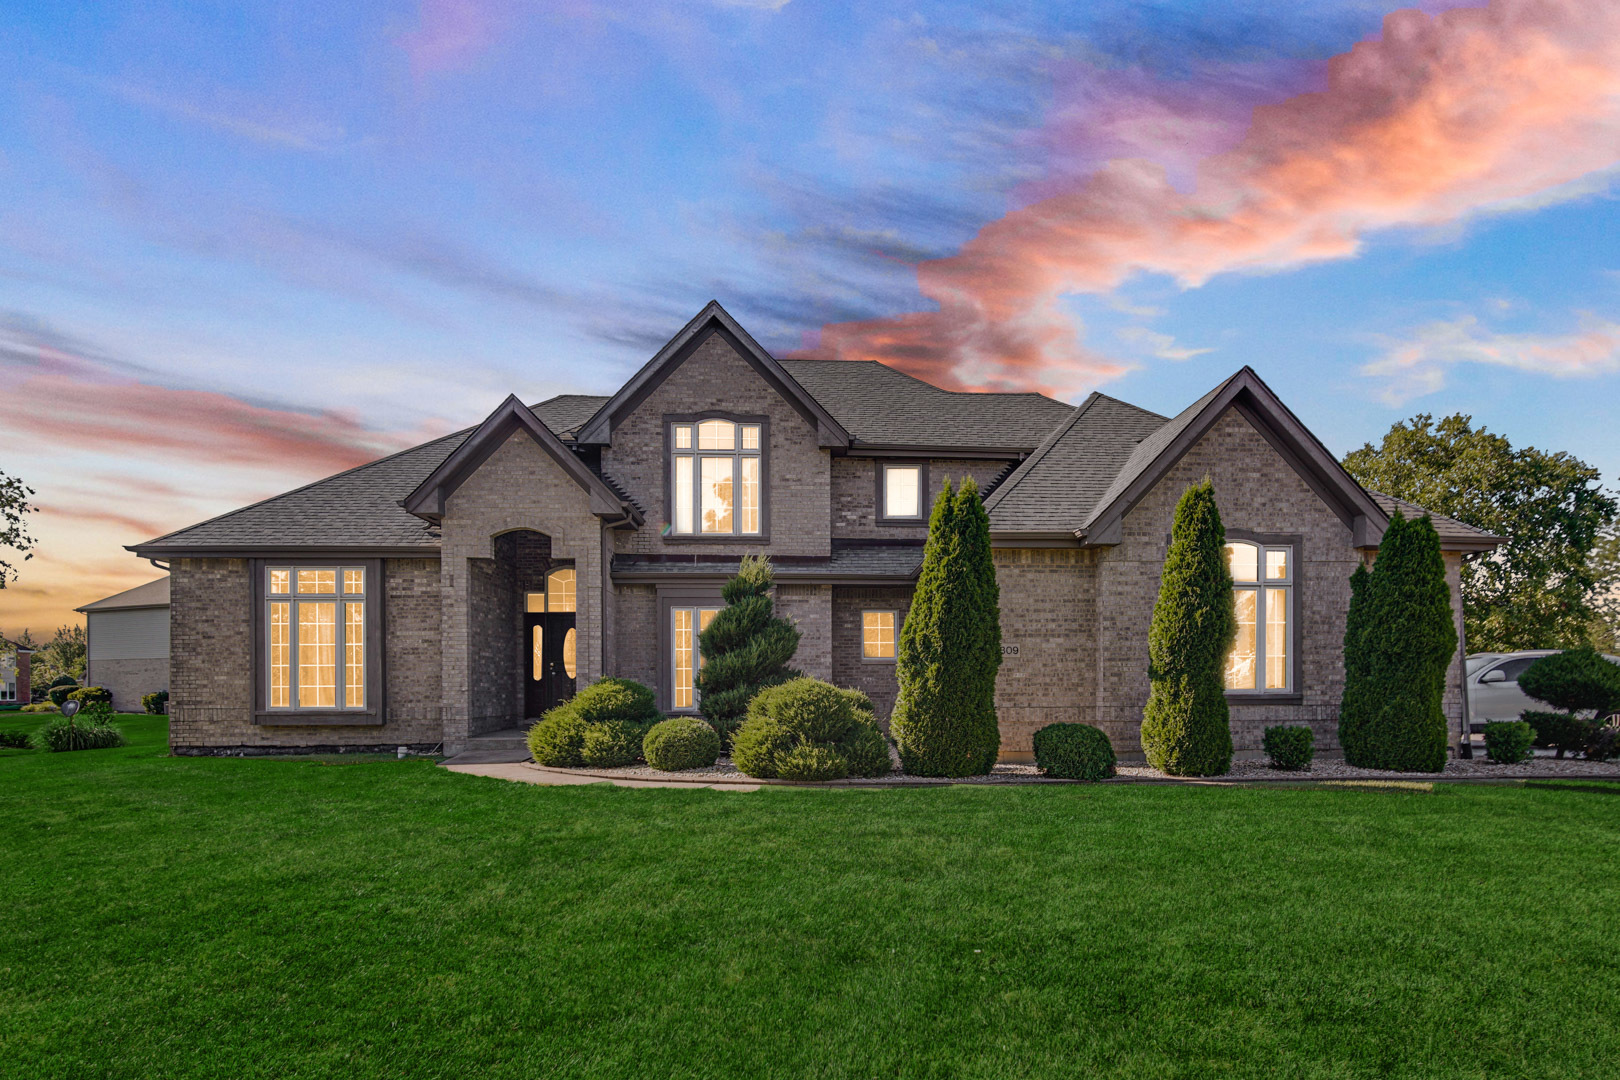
[3,0,1619,635]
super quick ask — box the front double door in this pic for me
[525,612,577,717]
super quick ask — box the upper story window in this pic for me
[267,566,366,710]
[670,418,762,536]
[878,462,928,523]
[1223,540,1292,694]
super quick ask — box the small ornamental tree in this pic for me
[890,476,1002,777]
[1339,511,1456,772]
[695,554,800,743]
[1140,479,1236,777]
[1518,645,1620,757]
[1338,563,1374,760]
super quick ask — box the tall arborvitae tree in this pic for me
[1339,511,1456,772]
[1141,479,1236,777]
[1337,563,1374,760]
[891,476,1003,776]
[695,554,800,742]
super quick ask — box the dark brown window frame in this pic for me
[874,459,929,526]
[662,412,772,544]
[859,608,900,664]
[656,584,726,713]
[1221,529,1304,705]
[251,557,386,726]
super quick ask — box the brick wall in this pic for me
[831,586,913,726]
[86,657,167,712]
[439,429,607,754]
[831,457,1010,539]
[991,548,1097,760]
[168,557,445,753]
[613,585,659,689]
[604,331,831,557]
[774,584,832,681]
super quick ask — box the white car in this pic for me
[1465,650,1620,731]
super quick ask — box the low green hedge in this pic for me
[0,729,31,749]
[1484,720,1535,764]
[68,686,114,707]
[526,677,662,768]
[732,678,892,781]
[1521,710,1593,759]
[20,702,58,714]
[1261,725,1315,771]
[1031,723,1116,781]
[643,717,721,771]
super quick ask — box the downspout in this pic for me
[1455,552,1476,759]
[601,512,636,681]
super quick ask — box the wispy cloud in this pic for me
[807,0,1620,395]
[1116,326,1212,362]
[1363,311,1620,403]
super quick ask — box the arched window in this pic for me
[1224,540,1293,693]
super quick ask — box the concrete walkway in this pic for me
[443,760,760,791]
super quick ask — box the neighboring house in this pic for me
[76,577,171,712]
[0,637,31,707]
[130,302,1503,759]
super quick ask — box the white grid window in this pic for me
[268,566,366,710]
[1223,541,1292,693]
[862,611,897,660]
[671,606,721,710]
[670,420,762,536]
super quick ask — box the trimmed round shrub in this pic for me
[732,677,892,780]
[1484,720,1535,764]
[143,690,169,715]
[580,720,645,768]
[68,687,114,708]
[1261,725,1315,771]
[526,677,661,768]
[1032,723,1116,781]
[1519,647,1620,717]
[643,716,721,771]
[0,729,31,749]
[20,702,57,714]
[1521,710,1594,759]
[36,715,124,752]
[47,683,81,708]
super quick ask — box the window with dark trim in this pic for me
[266,566,368,710]
[668,417,764,536]
[876,461,929,524]
[1223,540,1293,694]
[862,610,897,661]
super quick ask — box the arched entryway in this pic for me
[524,564,577,717]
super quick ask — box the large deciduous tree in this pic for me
[1339,512,1456,773]
[1140,479,1236,777]
[1342,414,1617,651]
[32,624,87,686]
[890,475,1002,777]
[0,469,36,589]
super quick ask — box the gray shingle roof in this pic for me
[984,393,1168,533]
[134,396,606,554]
[76,576,170,612]
[778,360,1076,450]
[1366,493,1504,546]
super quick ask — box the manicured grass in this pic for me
[1,716,1617,1079]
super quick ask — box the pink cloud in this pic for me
[804,0,1620,396]
[396,0,503,79]
[1365,312,1620,402]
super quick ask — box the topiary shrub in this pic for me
[643,716,721,771]
[0,729,31,749]
[1521,711,1595,759]
[1262,725,1315,771]
[47,682,81,708]
[580,720,645,768]
[732,678,892,780]
[525,677,662,768]
[1141,479,1236,777]
[68,686,113,708]
[1519,647,1620,719]
[890,476,1002,777]
[1032,723,1116,781]
[1339,512,1455,773]
[1484,720,1535,764]
[36,713,124,752]
[143,690,169,715]
[695,554,801,745]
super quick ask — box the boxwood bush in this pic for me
[143,690,169,715]
[1521,710,1593,759]
[46,681,81,707]
[732,678,892,780]
[643,716,721,771]
[67,687,114,708]
[1031,723,1116,781]
[526,677,662,768]
[1484,720,1535,764]
[1261,725,1315,771]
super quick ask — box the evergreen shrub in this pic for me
[47,682,81,707]
[1585,723,1620,762]
[1518,647,1620,718]
[0,729,30,749]
[890,476,1002,776]
[1483,721,1535,764]
[1140,479,1235,777]
[1520,711,1595,759]
[695,554,800,744]
[20,702,57,714]
[526,677,661,768]
[1339,512,1455,772]
[731,678,891,780]
[580,721,645,768]
[1031,723,1116,781]
[1262,725,1315,771]
[643,716,721,771]
[143,691,169,715]
[68,687,113,707]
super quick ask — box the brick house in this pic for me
[132,302,1501,760]
[0,636,31,707]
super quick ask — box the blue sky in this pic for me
[2,0,1618,631]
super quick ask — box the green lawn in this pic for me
[1,715,1617,1079]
